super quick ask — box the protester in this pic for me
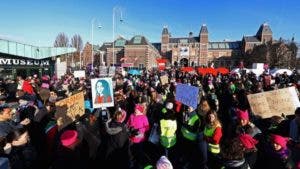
[220,137,250,169]
[263,134,293,169]
[204,110,223,169]
[0,66,299,169]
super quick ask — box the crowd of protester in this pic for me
[0,67,300,169]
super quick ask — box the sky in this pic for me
[0,0,299,47]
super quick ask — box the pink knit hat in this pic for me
[236,109,249,120]
[60,130,78,147]
[135,104,144,114]
[271,134,289,149]
[239,134,258,149]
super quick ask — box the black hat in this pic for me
[0,104,10,113]
[0,95,7,101]
[295,107,300,115]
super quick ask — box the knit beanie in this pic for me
[236,109,249,120]
[239,134,258,149]
[271,134,289,149]
[135,104,144,114]
[156,156,173,169]
[60,130,78,147]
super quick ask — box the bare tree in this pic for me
[71,34,83,51]
[54,33,69,47]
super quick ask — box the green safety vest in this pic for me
[204,126,220,154]
[160,119,177,148]
[181,113,199,141]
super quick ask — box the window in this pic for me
[133,36,142,44]
[139,64,144,69]
[179,39,188,43]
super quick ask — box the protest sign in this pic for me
[175,83,199,109]
[160,75,168,85]
[247,87,300,118]
[55,92,85,130]
[91,78,114,108]
[99,66,108,76]
[108,67,116,77]
[74,70,85,78]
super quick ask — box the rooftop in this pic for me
[0,38,76,59]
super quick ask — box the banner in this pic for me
[91,78,114,108]
[160,75,168,85]
[156,59,167,70]
[74,70,85,78]
[247,87,300,118]
[175,83,199,109]
[55,92,85,130]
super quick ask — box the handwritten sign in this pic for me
[160,75,169,85]
[99,66,108,76]
[55,92,85,130]
[108,67,116,77]
[247,87,300,118]
[74,70,85,78]
[175,83,199,109]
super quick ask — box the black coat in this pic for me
[51,146,85,169]
[101,121,131,169]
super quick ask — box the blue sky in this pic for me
[0,0,299,47]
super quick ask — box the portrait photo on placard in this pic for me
[91,78,114,108]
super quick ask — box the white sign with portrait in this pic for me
[91,78,114,108]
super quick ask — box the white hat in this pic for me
[156,156,173,169]
[166,102,173,110]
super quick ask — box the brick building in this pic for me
[99,35,161,70]
[160,23,273,68]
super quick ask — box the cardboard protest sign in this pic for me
[160,75,169,85]
[99,66,108,76]
[247,87,300,118]
[74,70,85,78]
[91,78,114,108]
[175,83,199,109]
[55,92,85,130]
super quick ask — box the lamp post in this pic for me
[112,6,124,66]
[100,51,105,66]
[91,18,102,71]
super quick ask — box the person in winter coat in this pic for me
[127,104,149,168]
[102,110,131,169]
[204,110,223,169]
[51,130,85,169]
[238,133,258,168]
[235,109,261,138]
[220,137,250,169]
[264,134,293,169]
[159,102,177,164]
[5,127,37,169]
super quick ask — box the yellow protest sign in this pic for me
[55,92,85,130]
[160,75,169,85]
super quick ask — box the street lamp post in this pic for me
[112,6,123,66]
[91,18,102,71]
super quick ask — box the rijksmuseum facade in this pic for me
[94,23,272,69]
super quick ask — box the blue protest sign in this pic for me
[175,83,199,109]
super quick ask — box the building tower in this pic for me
[161,26,170,56]
[256,22,273,43]
[199,24,209,66]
